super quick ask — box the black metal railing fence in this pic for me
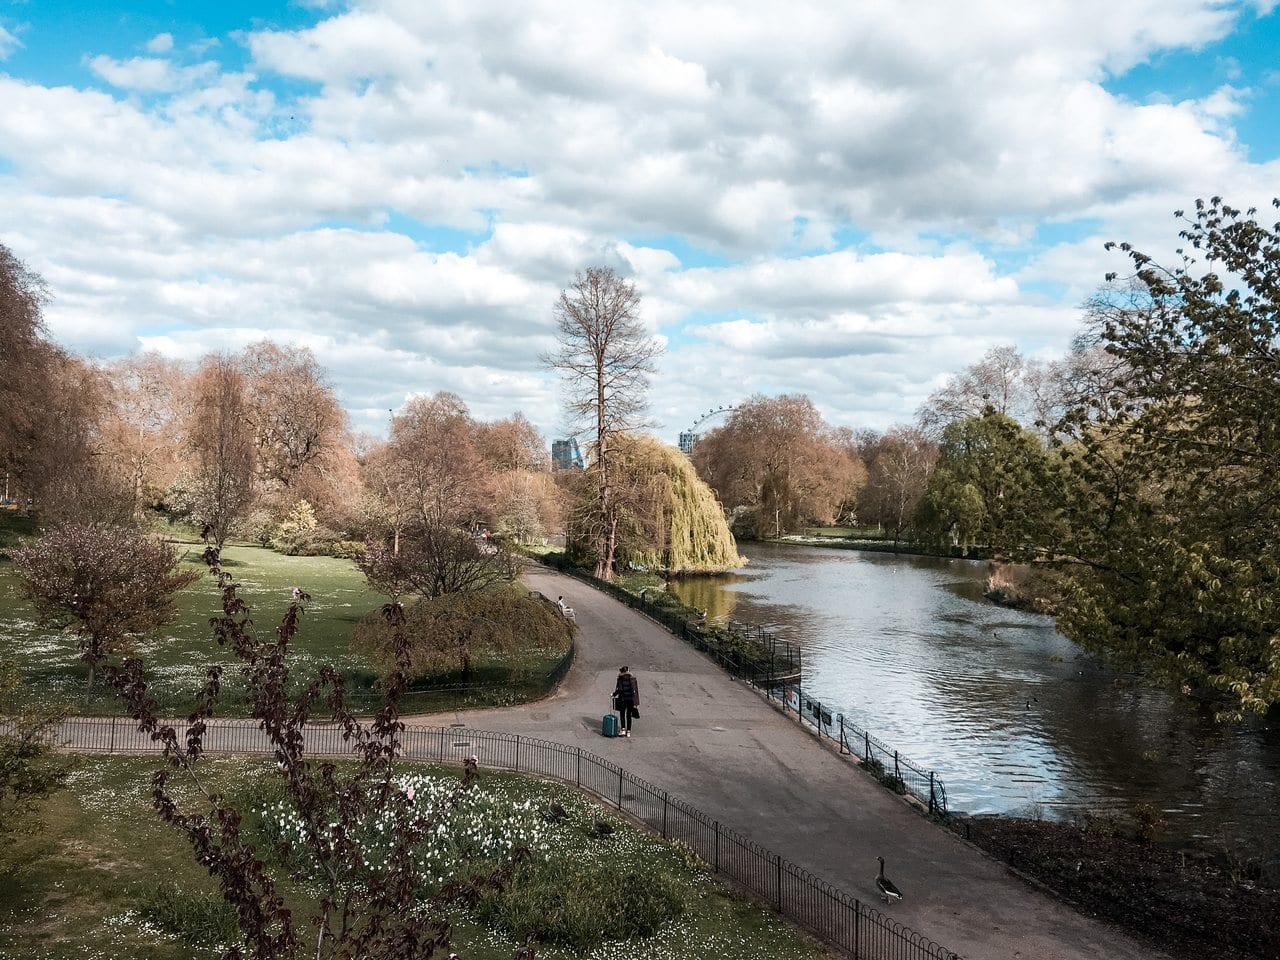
[48,717,960,960]
[538,555,803,685]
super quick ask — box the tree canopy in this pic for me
[693,394,864,537]
[571,433,744,574]
[916,411,1057,554]
[1054,198,1280,717]
[10,523,203,687]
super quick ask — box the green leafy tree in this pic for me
[1054,198,1280,717]
[916,411,1056,553]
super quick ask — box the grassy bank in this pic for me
[0,527,568,716]
[0,756,829,960]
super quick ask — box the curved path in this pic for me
[50,566,1171,960]
[430,567,1169,960]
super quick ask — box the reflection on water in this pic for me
[669,543,1280,859]
[665,574,744,624]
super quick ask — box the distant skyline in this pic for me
[2,1,1278,445]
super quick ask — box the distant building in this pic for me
[678,430,698,455]
[552,438,585,471]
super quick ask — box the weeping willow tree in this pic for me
[569,434,744,574]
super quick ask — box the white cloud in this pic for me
[0,24,21,60]
[1,0,1276,441]
[87,55,219,93]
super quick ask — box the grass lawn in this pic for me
[0,522,569,717]
[0,538,388,715]
[0,756,829,960]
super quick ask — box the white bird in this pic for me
[876,856,903,905]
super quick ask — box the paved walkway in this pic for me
[50,565,1171,960]
[430,567,1169,960]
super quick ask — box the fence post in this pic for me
[109,716,116,753]
[775,853,783,912]
[929,772,936,815]
[714,821,720,872]
[576,746,582,788]
[854,899,861,960]
[617,767,624,810]
[837,714,844,754]
[514,736,520,773]
[662,791,669,838]
[864,731,870,760]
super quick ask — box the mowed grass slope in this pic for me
[0,536,389,715]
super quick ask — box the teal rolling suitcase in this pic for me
[602,714,618,737]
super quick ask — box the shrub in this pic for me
[234,508,278,547]
[331,539,365,559]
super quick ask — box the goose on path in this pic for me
[876,856,903,905]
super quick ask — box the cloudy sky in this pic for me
[2,1,1278,444]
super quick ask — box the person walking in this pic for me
[613,666,640,737]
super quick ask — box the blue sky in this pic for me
[2,0,1278,442]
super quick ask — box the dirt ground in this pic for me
[955,815,1280,960]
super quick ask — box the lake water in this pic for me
[669,542,1280,859]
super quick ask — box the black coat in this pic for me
[613,673,639,708]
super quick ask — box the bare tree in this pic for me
[543,267,661,580]
[238,341,346,490]
[20,351,135,525]
[357,526,516,601]
[186,354,256,549]
[361,442,418,555]
[478,413,550,473]
[693,394,861,536]
[103,352,187,518]
[915,344,1036,437]
[0,246,127,519]
[857,427,938,544]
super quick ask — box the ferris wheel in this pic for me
[678,405,734,455]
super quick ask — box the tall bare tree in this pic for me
[103,352,187,518]
[543,267,661,580]
[915,344,1036,437]
[186,354,255,549]
[857,427,938,544]
[238,341,346,490]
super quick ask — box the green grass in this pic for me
[0,540,388,715]
[0,757,830,960]
[0,532,569,717]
